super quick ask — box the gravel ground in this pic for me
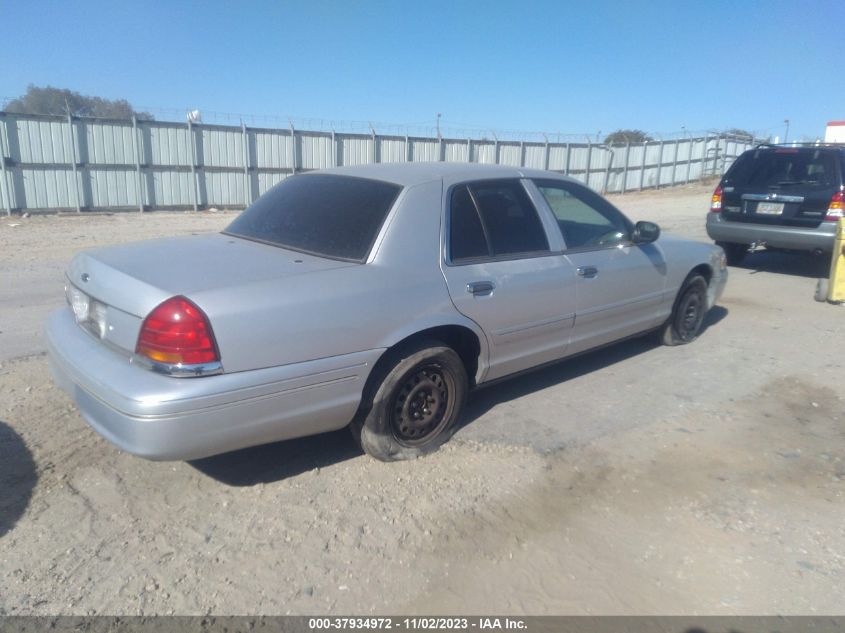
[0,183,843,615]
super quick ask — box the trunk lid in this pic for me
[65,233,356,354]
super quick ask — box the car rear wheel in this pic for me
[716,241,748,266]
[351,339,468,462]
[660,274,708,346]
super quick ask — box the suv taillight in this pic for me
[136,296,220,366]
[710,185,723,213]
[826,191,845,222]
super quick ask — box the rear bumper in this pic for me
[46,308,381,460]
[706,214,837,252]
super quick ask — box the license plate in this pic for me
[756,202,784,215]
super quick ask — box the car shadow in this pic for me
[190,308,728,486]
[735,250,830,279]
[0,420,38,538]
[700,304,728,334]
[189,428,362,487]
[458,306,728,433]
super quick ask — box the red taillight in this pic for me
[710,185,723,213]
[826,190,845,222]
[136,296,219,366]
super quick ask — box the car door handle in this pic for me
[577,266,599,278]
[467,281,495,296]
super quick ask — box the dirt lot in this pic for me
[1,183,843,615]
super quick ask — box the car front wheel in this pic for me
[660,274,709,346]
[352,339,468,462]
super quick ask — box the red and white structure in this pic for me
[824,121,845,143]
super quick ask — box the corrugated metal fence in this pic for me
[0,112,757,214]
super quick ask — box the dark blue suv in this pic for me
[706,144,843,264]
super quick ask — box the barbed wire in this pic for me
[1,95,780,142]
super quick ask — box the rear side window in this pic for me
[727,149,840,188]
[450,186,490,260]
[449,179,549,262]
[224,174,401,262]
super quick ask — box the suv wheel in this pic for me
[716,241,749,266]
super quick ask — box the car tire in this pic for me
[660,274,709,346]
[716,241,748,266]
[351,339,468,462]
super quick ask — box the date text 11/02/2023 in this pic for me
[308,617,528,630]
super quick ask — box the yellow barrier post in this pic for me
[829,217,845,303]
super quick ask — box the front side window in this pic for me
[534,180,631,250]
[448,179,549,262]
[224,174,401,262]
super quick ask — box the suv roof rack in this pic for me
[755,142,845,149]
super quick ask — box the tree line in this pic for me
[3,85,153,120]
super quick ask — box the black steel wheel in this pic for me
[390,364,455,447]
[674,285,706,342]
[351,339,468,462]
[660,274,709,346]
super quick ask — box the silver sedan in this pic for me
[46,163,727,461]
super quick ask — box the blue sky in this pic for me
[2,0,843,139]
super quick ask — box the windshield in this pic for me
[726,149,840,189]
[224,174,402,262]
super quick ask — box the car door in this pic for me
[440,179,577,382]
[529,179,667,354]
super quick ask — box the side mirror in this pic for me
[632,220,660,244]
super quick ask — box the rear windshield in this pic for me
[726,149,840,189]
[224,174,402,262]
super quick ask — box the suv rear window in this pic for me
[224,174,401,262]
[726,149,840,189]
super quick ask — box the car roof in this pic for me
[306,162,570,187]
